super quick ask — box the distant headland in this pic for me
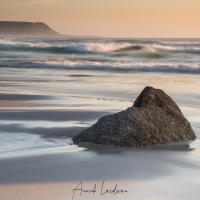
[0,21,62,37]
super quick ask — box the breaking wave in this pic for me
[1,57,199,73]
[0,39,132,53]
[1,38,200,54]
[143,44,200,54]
[37,60,200,73]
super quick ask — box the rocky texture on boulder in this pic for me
[73,86,196,147]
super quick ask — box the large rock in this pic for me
[73,86,196,147]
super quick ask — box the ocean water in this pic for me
[1,38,200,72]
[0,38,200,200]
[0,37,200,99]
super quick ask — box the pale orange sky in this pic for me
[0,0,200,38]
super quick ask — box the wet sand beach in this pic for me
[0,90,200,200]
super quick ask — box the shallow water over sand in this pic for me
[0,87,199,200]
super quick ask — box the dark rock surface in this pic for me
[0,21,60,37]
[73,86,196,147]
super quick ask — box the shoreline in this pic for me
[0,86,200,200]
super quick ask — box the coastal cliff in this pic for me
[0,21,61,37]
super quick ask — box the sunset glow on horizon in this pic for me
[0,0,200,38]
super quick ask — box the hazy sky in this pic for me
[0,0,200,38]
